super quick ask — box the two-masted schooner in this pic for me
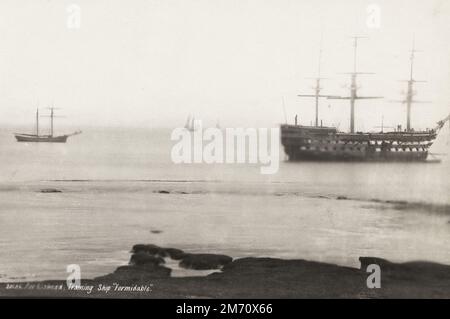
[14,107,81,143]
[281,37,450,162]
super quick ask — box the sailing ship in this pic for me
[281,37,450,162]
[14,107,81,143]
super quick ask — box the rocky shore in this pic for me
[1,244,450,298]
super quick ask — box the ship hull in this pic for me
[14,134,69,143]
[283,148,429,162]
[281,125,436,162]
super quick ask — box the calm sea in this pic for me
[0,126,449,282]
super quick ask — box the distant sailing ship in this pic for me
[14,107,81,143]
[281,37,450,162]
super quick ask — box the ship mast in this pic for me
[349,36,360,133]
[42,107,62,137]
[328,36,382,133]
[406,43,415,132]
[36,108,39,136]
[297,37,337,127]
[313,42,323,127]
[50,107,54,137]
[391,38,429,132]
[404,38,427,132]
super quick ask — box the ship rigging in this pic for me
[14,107,81,143]
[280,37,450,162]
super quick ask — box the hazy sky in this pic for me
[0,0,449,131]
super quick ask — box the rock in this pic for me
[315,195,330,199]
[116,265,171,278]
[131,244,168,257]
[131,244,187,260]
[221,257,310,275]
[150,229,163,234]
[39,188,62,193]
[156,190,170,194]
[179,253,233,270]
[359,257,391,270]
[95,264,171,283]
[165,248,186,260]
[359,256,450,279]
[386,200,408,205]
[131,244,231,269]
[336,196,348,200]
[131,244,152,253]
[129,252,165,266]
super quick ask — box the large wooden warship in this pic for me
[281,37,449,162]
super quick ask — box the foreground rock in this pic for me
[39,188,62,193]
[165,248,186,260]
[1,246,450,298]
[180,253,232,270]
[131,244,232,269]
[95,244,232,286]
[94,246,172,283]
[132,244,176,258]
[95,264,171,283]
[129,252,165,266]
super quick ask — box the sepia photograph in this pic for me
[0,0,449,305]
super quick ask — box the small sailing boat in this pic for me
[14,107,81,143]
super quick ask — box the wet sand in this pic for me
[1,244,449,299]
